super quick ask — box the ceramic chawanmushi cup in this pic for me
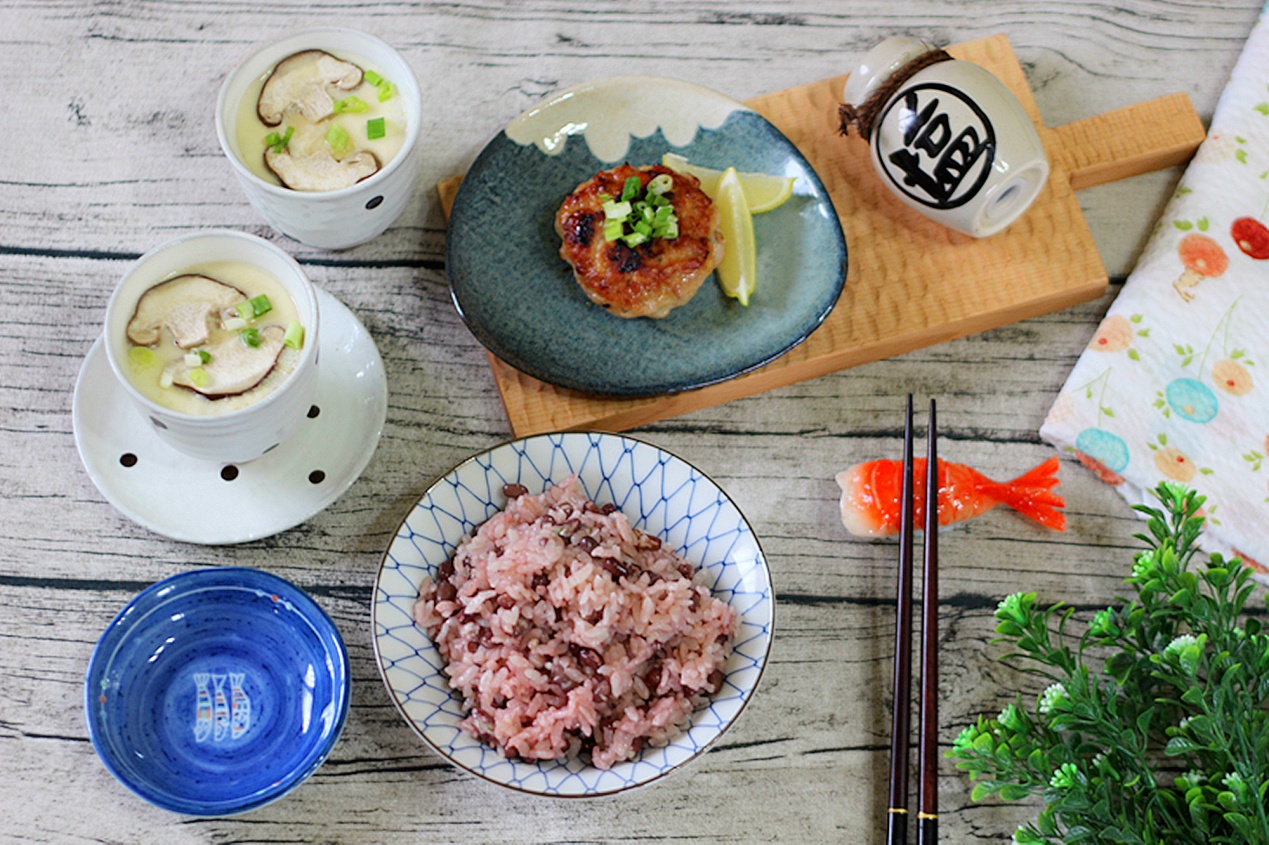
[215,27,423,250]
[103,230,320,464]
[844,36,1049,238]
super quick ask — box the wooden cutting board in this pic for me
[437,33,1205,437]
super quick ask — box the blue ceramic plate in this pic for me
[447,75,847,397]
[373,432,774,796]
[85,568,350,816]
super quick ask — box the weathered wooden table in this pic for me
[2,1,1261,841]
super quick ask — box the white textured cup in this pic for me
[216,27,423,250]
[844,36,1049,238]
[104,230,320,463]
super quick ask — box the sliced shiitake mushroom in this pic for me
[257,50,364,126]
[173,325,286,398]
[126,275,246,349]
[264,147,380,192]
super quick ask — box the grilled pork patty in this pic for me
[555,164,724,319]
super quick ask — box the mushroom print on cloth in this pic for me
[1042,2,1269,576]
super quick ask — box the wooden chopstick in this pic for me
[917,399,939,845]
[885,395,916,845]
[886,397,940,845]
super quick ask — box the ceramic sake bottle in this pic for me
[843,36,1049,237]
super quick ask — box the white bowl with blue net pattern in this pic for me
[372,431,773,796]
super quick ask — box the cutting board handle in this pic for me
[1053,92,1205,191]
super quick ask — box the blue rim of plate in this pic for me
[446,75,847,397]
[84,567,351,816]
[372,431,775,796]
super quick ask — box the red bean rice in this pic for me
[415,476,736,769]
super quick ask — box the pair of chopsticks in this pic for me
[887,395,939,845]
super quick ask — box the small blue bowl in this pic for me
[85,567,350,816]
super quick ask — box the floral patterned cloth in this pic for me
[1041,7,1269,574]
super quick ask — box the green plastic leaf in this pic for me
[999,784,1032,801]
[1190,799,1210,831]
[1184,714,1212,739]
[1228,812,1256,842]
[1165,736,1203,755]
[1134,706,1154,736]
[1013,827,1046,845]
[1180,643,1202,675]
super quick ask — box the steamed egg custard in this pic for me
[233,49,407,191]
[123,261,305,415]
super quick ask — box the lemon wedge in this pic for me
[662,153,795,213]
[715,167,757,306]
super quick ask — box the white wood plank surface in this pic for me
[1,1,1262,841]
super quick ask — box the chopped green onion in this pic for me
[283,321,305,350]
[246,294,272,318]
[159,369,175,389]
[128,346,156,368]
[376,81,395,102]
[236,294,273,321]
[364,70,383,87]
[601,173,681,247]
[187,367,209,387]
[333,96,369,114]
[223,315,248,332]
[326,123,353,158]
[603,199,632,220]
[264,126,294,153]
[241,327,261,348]
[620,176,641,202]
[647,173,673,195]
[197,348,211,364]
[184,351,202,368]
[366,116,386,140]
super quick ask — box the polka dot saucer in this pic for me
[72,287,386,544]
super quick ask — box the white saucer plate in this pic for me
[73,286,387,544]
